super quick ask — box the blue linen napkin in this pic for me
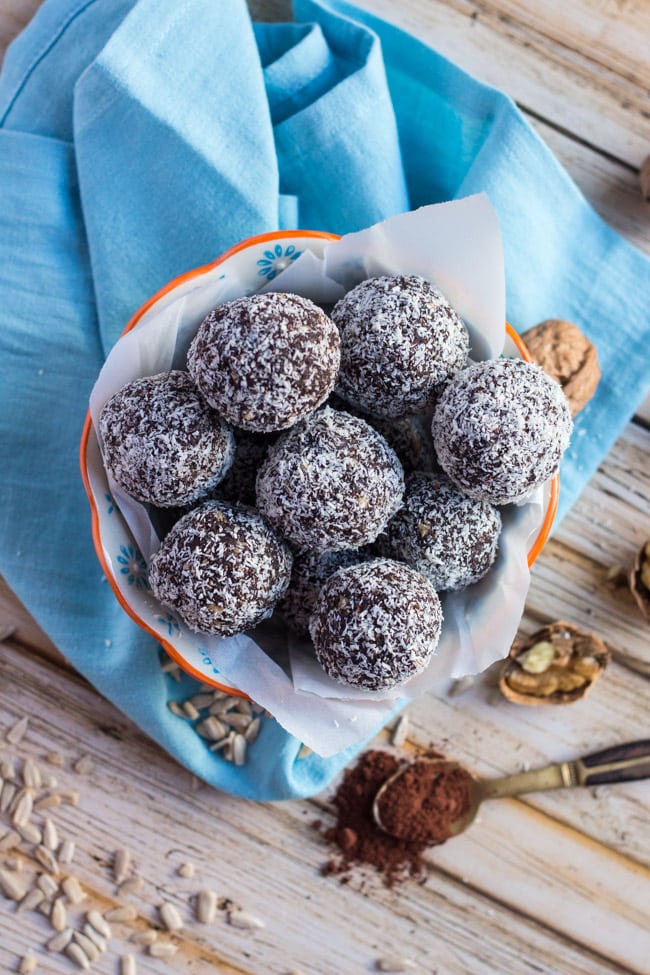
[1,0,648,800]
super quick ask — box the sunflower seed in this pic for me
[51,897,67,932]
[0,829,20,851]
[0,867,28,900]
[148,941,178,958]
[18,887,45,913]
[244,717,261,743]
[87,909,112,939]
[0,781,17,811]
[196,717,227,741]
[61,875,86,905]
[37,874,59,898]
[34,794,62,812]
[197,889,217,924]
[1,760,16,779]
[58,840,76,865]
[188,693,215,710]
[221,712,251,732]
[12,788,34,828]
[376,956,417,972]
[56,789,79,806]
[113,847,132,884]
[47,927,73,952]
[130,929,157,946]
[65,941,90,970]
[6,716,29,745]
[211,695,241,714]
[43,818,58,851]
[0,623,17,642]
[105,904,137,923]
[232,734,247,766]
[18,952,37,974]
[297,744,312,759]
[17,821,42,845]
[45,752,65,767]
[73,755,94,775]
[177,861,195,879]
[73,932,99,963]
[120,954,137,975]
[37,898,53,916]
[182,701,201,721]
[391,715,409,748]
[159,901,183,932]
[227,909,265,930]
[83,923,108,952]
[35,845,58,874]
[18,954,38,975]
[167,701,186,718]
[208,735,233,753]
[119,875,144,895]
[22,758,42,789]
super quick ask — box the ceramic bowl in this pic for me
[80,229,559,693]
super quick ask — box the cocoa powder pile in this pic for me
[318,749,473,887]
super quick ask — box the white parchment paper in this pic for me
[89,195,545,756]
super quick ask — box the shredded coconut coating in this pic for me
[432,357,573,505]
[378,472,502,590]
[309,558,443,691]
[99,371,235,507]
[187,292,341,432]
[148,501,293,636]
[332,274,469,419]
[277,548,365,638]
[255,407,405,553]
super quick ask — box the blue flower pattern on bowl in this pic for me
[256,244,301,280]
[157,613,181,637]
[116,544,148,589]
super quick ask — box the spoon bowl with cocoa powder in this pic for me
[373,740,650,844]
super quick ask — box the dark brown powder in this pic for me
[375,759,474,845]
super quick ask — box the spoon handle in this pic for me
[575,739,650,786]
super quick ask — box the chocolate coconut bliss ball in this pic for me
[432,357,573,505]
[332,274,469,418]
[309,559,443,691]
[99,370,235,507]
[148,501,292,637]
[256,407,405,553]
[187,292,340,432]
[379,472,502,591]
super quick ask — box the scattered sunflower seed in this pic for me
[6,715,29,745]
[159,901,183,932]
[73,931,99,963]
[0,781,17,812]
[130,929,157,946]
[17,821,42,845]
[196,717,228,741]
[61,875,86,905]
[196,889,217,924]
[232,734,247,766]
[18,887,45,913]
[0,866,28,900]
[47,927,73,952]
[83,922,108,952]
[120,954,137,975]
[43,817,58,851]
[105,905,138,923]
[119,875,144,896]
[22,758,42,789]
[244,717,261,743]
[87,909,112,939]
[73,755,94,775]
[34,794,62,812]
[58,839,76,865]
[182,701,201,721]
[37,874,59,899]
[391,715,409,747]
[18,951,38,974]
[113,847,132,885]
[56,789,79,806]
[221,712,251,732]
[376,958,417,973]
[188,693,215,710]
[1,760,16,779]
[148,941,178,959]
[51,896,67,932]
[34,845,59,874]
[12,788,34,828]
[177,861,195,879]
[0,829,20,851]
[227,909,265,930]
[167,701,186,718]
[65,941,90,970]
[45,752,65,767]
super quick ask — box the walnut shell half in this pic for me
[520,319,600,417]
[629,539,650,622]
[499,621,610,706]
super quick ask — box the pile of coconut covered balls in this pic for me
[98,275,572,692]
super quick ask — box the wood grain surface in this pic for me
[1,2,649,974]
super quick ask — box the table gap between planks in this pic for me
[1,1,649,974]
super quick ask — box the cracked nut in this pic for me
[520,319,600,417]
[629,539,650,622]
[499,621,610,705]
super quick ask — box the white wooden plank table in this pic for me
[1,2,649,973]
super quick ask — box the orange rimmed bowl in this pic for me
[80,229,558,693]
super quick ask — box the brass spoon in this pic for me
[373,739,650,841]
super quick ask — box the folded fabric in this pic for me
[1,0,648,800]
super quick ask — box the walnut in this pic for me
[499,621,610,705]
[629,539,650,622]
[520,319,600,417]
